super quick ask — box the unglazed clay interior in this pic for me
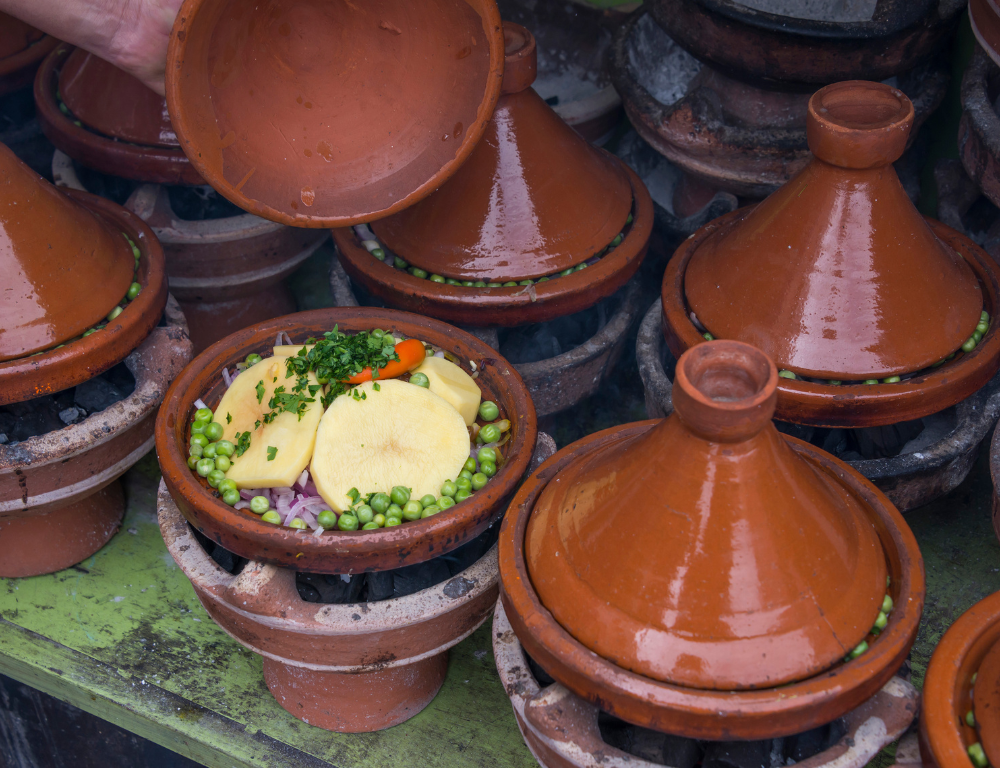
[684,349,770,403]
[814,84,908,130]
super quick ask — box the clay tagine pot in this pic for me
[0,141,168,404]
[971,0,1000,70]
[921,591,1000,768]
[165,0,506,227]
[35,44,203,185]
[156,307,538,574]
[662,81,1000,427]
[0,12,57,96]
[334,22,653,327]
[499,340,924,739]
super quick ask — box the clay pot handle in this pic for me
[807,80,914,169]
[672,340,777,443]
[501,22,536,94]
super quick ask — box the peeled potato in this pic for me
[215,357,323,488]
[273,344,314,358]
[311,379,470,511]
[411,356,482,426]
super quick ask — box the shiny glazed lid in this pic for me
[0,12,42,60]
[59,48,178,148]
[525,340,888,691]
[371,22,632,282]
[165,0,506,227]
[683,81,982,381]
[0,141,135,361]
[975,636,1000,766]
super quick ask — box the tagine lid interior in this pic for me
[0,142,135,361]
[166,0,506,228]
[59,48,178,148]
[525,340,888,691]
[682,81,982,381]
[371,22,632,282]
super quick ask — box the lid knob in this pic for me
[672,341,777,443]
[806,80,914,169]
[501,22,536,94]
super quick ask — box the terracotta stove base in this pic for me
[492,600,918,768]
[636,300,1000,512]
[0,481,123,578]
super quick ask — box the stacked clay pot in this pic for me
[0,12,57,96]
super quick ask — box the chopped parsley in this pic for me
[255,380,265,404]
[235,431,251,457]
[267,446,277,461]
[225,412,232,424]
[373,382,380,391]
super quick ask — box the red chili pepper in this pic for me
[346,338,426,384]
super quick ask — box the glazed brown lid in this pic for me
[0,142,135,361]
[165,0,506,227]
[683,81,982,380]
[372,22,632,282]
[59,48,178,148]
[0,12,42,60]
[525,340,888,691]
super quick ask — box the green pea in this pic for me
[479,424,501,443]
[191,420,208,435]
[446,278,462,286]
[214,455,231,472]
[978,321,990,335]
[456,476,472,491]
[963,337,978,353]
[196,459,215,477]
[372,248,385,261]
[471,472,488,490]
[127,282,142,300]
[778,370,796,380]
[440,480,458,498]
[421,504,441,518]
[479,401,499,421]
[362,521,380,530]
[480,460,497,477]
[204,422,224,441]
[611,233,623,247]
[969,743,988,768]
[874,611,888,631]
[438,496,456,510]
[356,505,374,524]
[409,267,429,279]
[190,429,209,445]
[218,488,239,506]
[420,494,437,508]
[245,353,263,367]
[973,672,979,685]
[107,306,123,322]
[386,517,402,527]
[474,281,487,287]
[187,456,200,469]
[250,496,270,515]
[627,213,634,224]
[207,469,226,488]
[864,379,879,385]
[390,486,411,506]
[289,518,307,529]
[848,640,868,659]
[984,311,991,323]
[503,281,518,287]
[537,277,549,282]
[882,594,893,613]
[459,280,472,287]
[402,501,423,521]
[967,710,977,727]
[430,274,446,283]
[459,469,474,481]
[477,447,497,464]
[488,282,502,288]
[195,408,214,423]
[317,510,337,529]
[261,510,282,524]
[410,372,431,388]
[215,440,235,457]
[393,257,408,269]
[882,376,901,384]
[464,457,477,473]
[703,332,714,341]
[189,443,204,458]
[369,492,391,514]
[338,514,359,531]
[218,478,237,495]
[519,279,534,286]
[454,488,472,503]
[374,513,386,527]
[387,503,403,519]
[828,380,842,385]
[559,269,573,277]
[575,263,588,272]
[202,442,217,459]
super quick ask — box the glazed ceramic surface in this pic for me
[0,12,41,59]
[526,341,886,690]
[165,0,505,227]
[59,48,177,148]
[0,142,138,360]
[156,308,537,573]
[0,13,57,96]
[972,0,1000,70]
[684,81,981,381]
[372,22,632,282]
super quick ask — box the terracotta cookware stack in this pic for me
[0,142,191,578]
[156,308,538,731]
[607,0,954,215]
[0,12,56,96]
[334,22,654,416]
[32,44,329,354]
[496,339,923,768]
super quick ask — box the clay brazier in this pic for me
[500,340,923,739]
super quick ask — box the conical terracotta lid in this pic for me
[372,22,632,282]
[0,141,135,361]
[683,81,982,381]
[59,48,178,148]
[526,340,888,691]
[0,13,42,60]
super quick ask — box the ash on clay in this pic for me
[0,361,135,445]
[732,0,877,22]
[499,291,620,365]
[627,14,702,107]
[524,652,846,767]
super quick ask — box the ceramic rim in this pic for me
[0,32,56,95]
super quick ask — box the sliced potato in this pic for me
[215,357,322,488]
[273,344,315,358]
[311,379,469,511]
[411,356,482,426]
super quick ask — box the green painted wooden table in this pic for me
[0,453,536,768]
